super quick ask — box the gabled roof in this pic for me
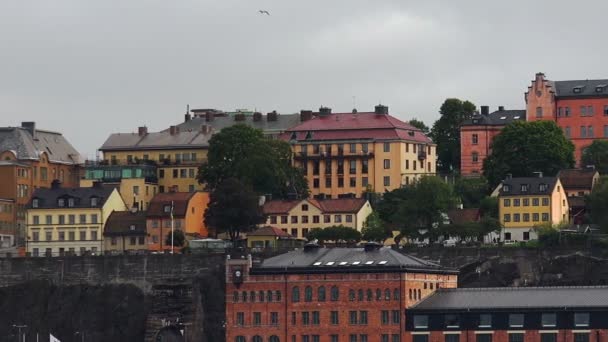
[176,113,301,135]
[100,130,212,152]
[283,112,432,144]
[251,246,456,275]
[248,226,292,237]
[554,79,608,98]
[104,210,147,236]
[0,125,81,164]
[462,110,526,126]
[147,192,195,217]
[29,185,115,209]
[499,176,558,196]
[262,198,369,215]
[262,199,302,214]
[410,286,608,311]
[447,208,480,225]
[558,169,599,190]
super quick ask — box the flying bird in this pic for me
[259,10,270,15]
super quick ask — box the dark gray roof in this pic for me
[411,286,608,311]
[251,247,456,275]
[554,79,608,98]
[104,210,147,236]
[0,126,81,164]
[100,130,212,151]
[175,113,301,136]
[462,110,526,126]
[29,185,116,209]
[499,176,558,196]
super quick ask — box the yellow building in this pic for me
[262,198,372,239]
[282,106,436,198]
[246,226,302,250]
[498,173,569,241]
[103,210,147,254]
[26,181,127,256]
[99,126,210,193]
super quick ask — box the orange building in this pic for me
[146,191,209,251]
[0,122,81,247]
[460,106,526,176]
[525,72,608,164]
[0,198,15,248]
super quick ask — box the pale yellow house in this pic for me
[26,181,127,256]
[498,173,569,241]
[103,210,147,253]
[262,198,373,239]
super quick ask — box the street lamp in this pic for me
[12,324,27,342]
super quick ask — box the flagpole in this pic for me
[170,200,174,254]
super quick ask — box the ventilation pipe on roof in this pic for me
[318,107,332,117]
[533,171,543,178]
[374,105,388,115]
[498,106,505,112]
[480,106,490,116]
[138,126,148,136]
[21,122,36,140]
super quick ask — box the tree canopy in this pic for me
[197,124,308,199]
[582,140,608,174]
[586,178,608,233]
[361,212,391,242]
[482,120,575,187]
[454,177,489,208]
[430,99,476,173]
[408,118,430,135]
[165,229,185,248]
[307,226,362,245]
[204,178,265,241]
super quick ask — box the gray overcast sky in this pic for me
[2,0,607,159]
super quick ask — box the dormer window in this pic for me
[503,185,510,192]
[408,131,415,137]
[305,131,313,140]
[90,197,98,207]
[32,198,39,208]
[596,85,606,93]
[472,119,479,124]
[68,198,75,207]
[539,183,548,192]
[164,204,172,213]
[130,225,136,231]
[290,132,297,141]
[58,198,65,207]
[521,184,528,192]
[573,86,583,93]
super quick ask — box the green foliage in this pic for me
[197,124,309,199]
[361,212,391,242]
[482,120,575,188]
[204,178,265,241]
[408,118,430,135]
[441,216,501,241]
[582,140,608,174]
[479,196,499,219]
[533,223,561,247]
[454,177,489,208]
[165,229,185,248]
[586,179,608,233]
[307,226,362,245]
[430,98,476,173]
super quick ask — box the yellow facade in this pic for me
[104,235,147,253]
[26,189,127,256]
[80,178,158,211]
[294,141,435,198]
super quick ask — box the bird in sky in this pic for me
[259,10,270,15]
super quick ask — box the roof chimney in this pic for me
[374,105,388,115]
[480,106,489,116]
[169,126,179,135]
[318,107,332,117]
[364,241,382,252]
[300,110,313,122]
[303,242,320,252]
[205,112,214,122]
[21,122,37,140]
[138,126,148,136]
[267,111,278,122]
[92,180,103,188]
[253,112,262,122]
[533,171,543,178]
[234,113,246,122]
[505,173,512,180]
[498,106,505,112]
[51,179,61,189]
[184,104,191,122]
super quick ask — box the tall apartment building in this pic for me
[0,122,82,247]
[283,106,436,198]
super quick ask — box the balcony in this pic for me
[418,151,427,160]
[294,151,374,160]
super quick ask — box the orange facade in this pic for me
[460,125,502,176]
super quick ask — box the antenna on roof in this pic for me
[186,104,190,112]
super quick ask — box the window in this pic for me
[413,335,428,342]
[362,143,368,153]
[384,289,391,300]
[384,142,390,152]
[358,289,364,301]
[565,126,571,138]
[513,213,520,222]
[589,125,594,137]
[325,177,332,187]
[533,198,539,206]
[383,159,390,169]
[349,160,356,174]
[504,214,511,222]
[476,335,492,342]
[509,313,524,327]
[281,216,288,224]
[324,215,331,223]
[269,337,280,342]
[330,286,339,301]
[472,152,479,163]
[331,311,339,324]
[45,215,52,224]
[574,333,589,342]
[523,213,530,222]
[69,231,75,241]
[581,126,587,138]
[318,286,326,301]
[445,314,459,328]
[58,215,65,224]
[68,215,75,224]
[349,311,357,324]
[253,312,261,326]
[392,310,400,324]
[383,176,390,187]
[536,107,542,118]
[540,334,557,342]
[445,335,459,342]
[414,315,428,328]
[79,231,86,240]
[359,311,368,324]
[508,333,524,342]
[381,310,389,325]
[292,287,300,302]
[291,216,298,224]
[362,160,368,173]
[312,311,320,325]
[335,215,342,223]
[302,312,310,325]
[346,215,353,223]
[350,335,357,342]
[350,143,357,153]
[313,216,320,223]
[79,214,86,224]
[542,198,549,206]
[503,199,511,207]
[270,216,277,224]
[305,286,313,302]
[541,313,556,327]
[574,312,590,327]
[393,289,399,300]
[533,213,539,222]
[236,312,244,326]
[523,232,530,241]
[542,213,549,221]
[472,134,478,145]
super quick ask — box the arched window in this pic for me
[393,289,400,300]
[267,290,273,302]
[259,290,265,302]
[385,289,391,301]
[417,289,421,299]
[358,289,364,301]
[276,290,282,301]
[269,336,280,342]
[252,336,263,342]
[318,286,326,302]
[242,291,247,302]
[250,291,256,302]
[376,289,382,301]
[233,291,239,302]
[292,287,300,302]
[235,336,246,342]
[409,289,412,300]
[330,286,339,301]
[349,289,355,301]
[366,289,373,301]
[305,286,313,302]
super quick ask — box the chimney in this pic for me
[234,113,246,122]
[374,104,389,115]
[303,242,320,252]
[201,124,212,134]
[498,106,505,112]
[318,107,332,117]
[480,106,490,116]
[21,122,37,140]
[51,179,62,189]
[169,126,179,135]
[363,241,382,252]
[138,126,148,136]
[205,112,214,122]
[300,110,313,122]
[533,171,543,178]
[267,111,278,122]
[253,112,262,122]
[184,104,191,122]
[92,180,103,188]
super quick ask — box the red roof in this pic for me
[147,192,195,217]
[262,200,302,215]
[558,169,598,190]
[282,112,432,143]
[263,198,368,215]
[248,226,292,237]
[447,208,480,225]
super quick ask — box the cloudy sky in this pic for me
[1,0,607,158]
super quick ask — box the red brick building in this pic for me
[526,73,608,164]
[225,244,458,342]
[460,106,526,176]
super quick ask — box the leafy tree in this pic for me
[482,121,575,188]
[586,179,608,233]
[441,215,501,242]
[582,140,608,174]
[479,196,499,219]
[197,124,309,199]
[430,99,476,173]
[204,178,265,241]
[408,118,430,135]
[454,177,489,208]
[361,212,391,242]
[165,229,185,248]
[307,226,362,245]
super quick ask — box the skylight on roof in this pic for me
[365,261,374,265]
[352,261,361,265]
[339,261,348,266]
[500,116,507,120]
[325,261,335,266]
[313,262,322,266]
[514,116,520,119]
[378,260,388,265]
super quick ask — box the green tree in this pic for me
[482,120,575,188]
[307,226,362,245]
[430,99,476,173]
[197,124,309,199]
[582,140,608,174]
[479,196,499,219]
[454,177,489,208]
[165,229,185,248]
[586,179,608,232]
[408,118,430,135]
[361,212,391,242]
[204,178,265,241]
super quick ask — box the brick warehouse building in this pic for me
[225,244,458,342]
[405,286,608,342]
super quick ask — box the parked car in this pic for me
[442,239,457,247]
